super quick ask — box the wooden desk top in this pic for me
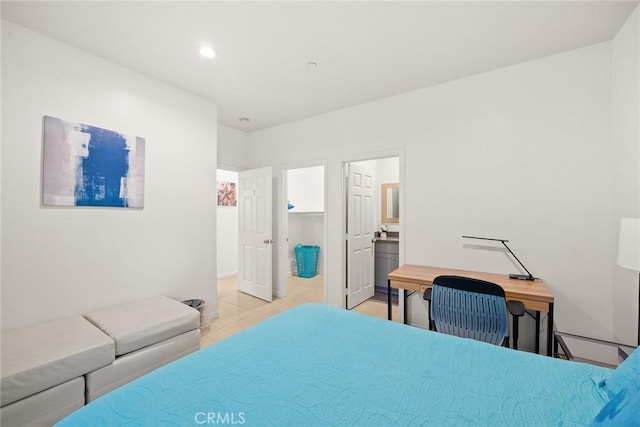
[388,264,554,305]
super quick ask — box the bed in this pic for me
[58,303,639,426]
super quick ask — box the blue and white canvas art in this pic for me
[43,116,145,208]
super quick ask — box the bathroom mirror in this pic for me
[381,183,399,224]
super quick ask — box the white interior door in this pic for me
[346,163,375,309]
[238,166,273,302]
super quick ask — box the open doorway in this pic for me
[277,163,327,303]
[216,168,239,280]
[207,165,325,348]
[344,156,401,318]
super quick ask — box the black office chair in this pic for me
[423,275,525,348]
[423,288,435,331]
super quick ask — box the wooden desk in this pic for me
[387,264,555,356]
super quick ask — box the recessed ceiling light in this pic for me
[199,46,216,59]
[239,117,250,123]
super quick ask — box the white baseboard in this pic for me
[217,271,237,279]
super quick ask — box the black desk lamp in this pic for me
[462,236,535,280]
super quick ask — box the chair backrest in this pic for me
[430,275,508,345]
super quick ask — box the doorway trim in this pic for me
[277,159,329,303]
[341,149,405,319]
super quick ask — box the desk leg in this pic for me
[547,303,554,357]
[387,279,392,321]
[535,311,540,354]
[403,290,408,325]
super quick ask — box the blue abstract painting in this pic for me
[43,116,145,208]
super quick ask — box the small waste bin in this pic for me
[294,245,320,278]
[182,299,210,328]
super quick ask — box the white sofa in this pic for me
[0,296,201,426]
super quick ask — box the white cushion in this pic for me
[85,329,200,402]
[84,295,199,356]
[1,317,114,407]
[0,377,84,427]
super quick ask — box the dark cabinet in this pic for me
[374,240,399,293]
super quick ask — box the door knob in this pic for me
[263,239,273,244]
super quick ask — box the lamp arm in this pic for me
[501,240,534,279]
[462,235,535,280]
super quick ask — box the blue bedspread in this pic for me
[58,304,611,426]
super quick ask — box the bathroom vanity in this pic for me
[374,234,399,296]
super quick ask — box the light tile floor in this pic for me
[200,275,399,347]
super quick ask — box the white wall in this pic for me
[218,124,248,170]
[1,21,218,330]
[216,125,246,282]
[611,5,640,345]
[216,169,238,278]
[247,42,617,350]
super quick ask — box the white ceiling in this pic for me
[2,1,637,132]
